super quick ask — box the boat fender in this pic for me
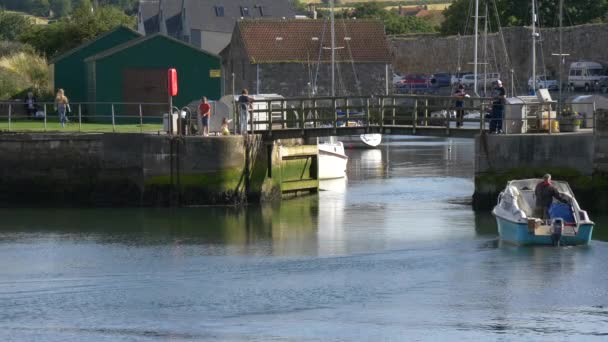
[551,218,564,246]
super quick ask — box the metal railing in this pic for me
[236,94,599,137]
[1,96,599,136]
[0,101,186,134]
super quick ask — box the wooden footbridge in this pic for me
[244,94,494,140]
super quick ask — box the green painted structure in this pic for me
[85,33,222,119]
[50,26,142,103]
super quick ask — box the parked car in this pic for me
[528,75,559,91]
[460,73,500,89]
[568,61,607,92]
[451,72,473,85]
[397,74,430,86]
[430,72,452,87]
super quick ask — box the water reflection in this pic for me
[1,136,608,341]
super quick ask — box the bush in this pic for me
[0,52,50,99]
[0,40,36,57]
[0,67,29,99]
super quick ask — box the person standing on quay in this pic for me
[24,91,38,118]
[238,89,253,135]
[199,96,211,136]
[54,89,69,128]
[490,80,506,134]
[453,84,467,128]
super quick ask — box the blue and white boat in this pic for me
[492,179,594,246]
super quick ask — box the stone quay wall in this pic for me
[0,133,284,207]
[474,130,608,212]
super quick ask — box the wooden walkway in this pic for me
[245,94,492,140]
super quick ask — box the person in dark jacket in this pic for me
[535,174,569,220]
[23,92,37,118]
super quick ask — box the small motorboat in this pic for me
[492,179,594,246]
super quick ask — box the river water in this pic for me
[1,137,607,341]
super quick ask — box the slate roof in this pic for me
[184,0,296,33]
[233,19,391,64]
[139,0,296,36]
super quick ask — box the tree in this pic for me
[0,10,34,41]
[49,0,71,17]
[441,0,608,36]
[348,2,434,35]
[19,4,135,57]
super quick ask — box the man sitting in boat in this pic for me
[534,174,570,221]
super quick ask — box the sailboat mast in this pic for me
[330,0,335,97]
[558,0,563,111]
[483,2,488,96]
[532,0,537,92]
[473,0,479,95]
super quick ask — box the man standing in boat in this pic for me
[535,174,569,221]
[490,80,506,134]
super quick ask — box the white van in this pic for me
[568,61,606,91]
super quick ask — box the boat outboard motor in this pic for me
[551,218,564,246]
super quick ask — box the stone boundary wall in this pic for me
[391,24,608,89]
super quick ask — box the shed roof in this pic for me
[85,33,219,62]
[232,19,391,64]
[49,26,141,64]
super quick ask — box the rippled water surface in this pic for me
[1,136,607,341]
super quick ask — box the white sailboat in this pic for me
[318,0,348,180]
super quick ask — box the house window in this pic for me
[241,6,250,17]
[214,6,224,17]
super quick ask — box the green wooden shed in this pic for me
[84,33,222,120]
[50,26,142,103]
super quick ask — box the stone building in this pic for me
[220,19,392,97]
[137,0,295,54]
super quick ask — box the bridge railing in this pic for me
[245,95,599,136]
[246,94,495,135]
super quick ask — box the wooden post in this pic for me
[111,104,116,132]
[78,104,82,132]
[446,99,451,135]
[345,97,350,127]
[480,99,485,133]
[424,98,429,126]
[43,104,47,131]
[413,99,418,135]
[300,99,305,132]
[392,96,396,125]
[379,97,384,128]
[138,104,143,133]
[313,99,318,128]
[366,98,371,128]
[7,103,11,131]
[268,100,273,133]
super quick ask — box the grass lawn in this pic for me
[0,120,164,133]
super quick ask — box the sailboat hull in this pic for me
[339,134,382,148]
[318,143,348,180]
